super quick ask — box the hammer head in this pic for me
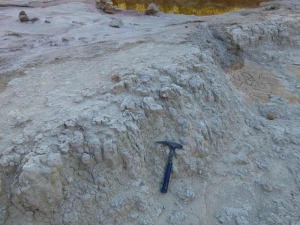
[156,141,183,150]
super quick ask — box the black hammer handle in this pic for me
[161,160,172,193]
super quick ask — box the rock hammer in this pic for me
[156,141,183,193]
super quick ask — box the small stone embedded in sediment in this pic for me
[109,19,123,28]
[96,0,115,14]
[103,2,115,14]
[111,74,121,82]
[145,3,160,15]
[262,183,273,192]
[81,153,91,165]
[266,113,276,120]
[19,11,29,22]
[62,37,69,42]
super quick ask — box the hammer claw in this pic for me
[155,141,183,150]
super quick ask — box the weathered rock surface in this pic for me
[0,0,300,224]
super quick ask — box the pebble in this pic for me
[111,74,121,82]
[81,153,91,165]
[109,19,123,28]
[103,2,115,14]
[266,113,276,120]
[145,3,160,15]
[66,176,74,184]
[59,143,69,154]
[19,11,29,22]
[62,37,69,42]
[262,183,273,192]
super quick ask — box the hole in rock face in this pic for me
[112,0,269,16]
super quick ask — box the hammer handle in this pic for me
[161,160,172,193]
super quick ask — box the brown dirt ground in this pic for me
[227,62,300,103]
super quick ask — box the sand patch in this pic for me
[228,62,300,103]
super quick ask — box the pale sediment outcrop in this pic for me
[0,0,300,224]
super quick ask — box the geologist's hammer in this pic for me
[156,141,183,193]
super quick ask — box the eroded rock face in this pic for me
[0,0,300,225]
[12,152,63,213]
